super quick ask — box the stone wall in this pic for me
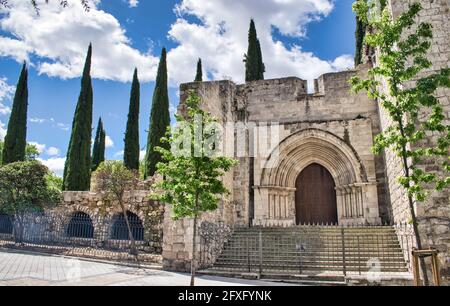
[234,67,388,224]
[253,119,381,226]
[162,204,235,272]
[163,81,238,272]
[60,191,165,252]
[162,68,392,270]
[380,0,450,282]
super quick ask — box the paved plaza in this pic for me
[0,250,287,286]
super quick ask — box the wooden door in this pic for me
[295,163,337,225]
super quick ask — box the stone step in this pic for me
[233,235,392,240]
[220,249,404,255]
[208,226,409,277]
[215,258,406,265]
[233,231,398,235]
[222,249,403,254]
[210,263,406,268]
[210,264,408,273]
[223,241,402,247]
[217,254,406,261]
[230,234,398,239]
[221,245,404,252]
[227,236,400,240]
[197,269,349,286]
[229,236,400,241]
[234,227,397,233]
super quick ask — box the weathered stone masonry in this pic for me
[60,190,164,253]
[162,66,393,270]
[161,0,449,281]
[378,0,450,280]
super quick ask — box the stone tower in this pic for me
[377,0,450,280]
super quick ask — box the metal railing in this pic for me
[0,211,162,264]
[199,224,416,276]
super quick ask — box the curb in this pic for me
[0,246,164,271]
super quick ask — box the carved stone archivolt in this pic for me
[256,129,380,226]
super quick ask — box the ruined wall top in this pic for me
[180,65,369,103]
[179,65,376,124]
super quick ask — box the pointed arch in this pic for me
[261,128,368,188]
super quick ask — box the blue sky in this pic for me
[0,0,356,176]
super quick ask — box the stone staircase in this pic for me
[199,226,409,282]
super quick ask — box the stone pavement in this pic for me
[0,250,289,286]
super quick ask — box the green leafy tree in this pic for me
[0,161,61,242]
[45,172,63,193]
[194,58,203,82]
[25,143,39,161]
[0,141,40,165]
[139,160,146,180]
[351,0,450,285]
[245,19,265,82]
[151,92,238,286]
[0,0,90,13]
[92,161,140,256]
[124,68,140,171]
[2,63,28,165]
[144,48,171,178]
[63,44,93,191]
[91,117,106,172]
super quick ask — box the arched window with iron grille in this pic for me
[66,212,94,239]
[0,214,13,235]
[110,211,144,241]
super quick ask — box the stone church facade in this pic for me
[177,66,387,228]
[163,0,449,279]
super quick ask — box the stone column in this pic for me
[361,182,381,225]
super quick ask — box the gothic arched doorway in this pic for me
[295,163,338,225]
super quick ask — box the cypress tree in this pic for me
[256,40,265,80]
[194,58,203,82]
[354,15,366,66]
[2,63,28,165]
[124,68,140,171]
[92,117,105,172]
[144,48,170,178]
[245,19,265,82]
[63,44,94,191]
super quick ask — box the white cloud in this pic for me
[29,141,61,157]
[0,1,159,82]
[169,103,178,117]
[128,0,139,8]
[331,55,355,71]
[0,36,32,62]
[0,120,6,140]
[29,117,71,133]
[29,141,46,154]
[114,150,124,157]
[46,146,60,157]
[116,149,145,160]
[0,0,354,89]
[30,117,46,123]
[0,77,15,115]
[140,150,146,161]
[167,0,353,88]
[38,157,66,177]
[56,122,70,131]
[105,135,114,148]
